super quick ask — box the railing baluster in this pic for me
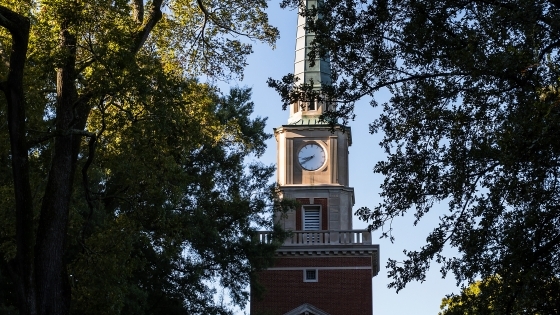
[256,230,372,246]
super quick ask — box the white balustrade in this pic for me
[257,230,372,246]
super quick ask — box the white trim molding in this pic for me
[268,266,371,271]
[284,303,332,315]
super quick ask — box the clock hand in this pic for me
[300,155,315,164]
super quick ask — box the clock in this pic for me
[298,143,326,171]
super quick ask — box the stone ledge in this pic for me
[275,244,381,277]
[276,244,379,255]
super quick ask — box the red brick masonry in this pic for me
[251,256,373,315]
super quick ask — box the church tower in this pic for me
[251,1,380,315]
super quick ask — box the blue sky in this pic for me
[223,3,461,314]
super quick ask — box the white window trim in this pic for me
[303,268,318,282]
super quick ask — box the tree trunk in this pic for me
[0,6,36,315]
[34,22,78,315]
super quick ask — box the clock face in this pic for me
[298,143,326,171]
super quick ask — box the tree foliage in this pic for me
[65,84,284,315]
[272,0,560,313]
[440,279,486,315]
[0,0,284,314]
[439,276,560,315]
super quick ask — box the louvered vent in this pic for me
[303,206,320,230]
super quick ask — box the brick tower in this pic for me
[251,2,380,315]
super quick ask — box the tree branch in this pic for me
[538,38,560,62]
[131,0,163,54]
[195,0,256,38]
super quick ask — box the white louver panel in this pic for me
[303,207,320,230]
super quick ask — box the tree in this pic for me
[0,1,282,314]
[440,279,487,315]
[439,276,560,315]
[64,84,284,315]
[272,0,560,313]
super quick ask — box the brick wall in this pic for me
[273,256,371,268]
[251,256,373,315]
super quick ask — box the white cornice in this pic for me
[274,244,380,277]
[276,244,378,255]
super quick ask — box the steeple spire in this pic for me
[288,0,332,124]
[294,0,331,89]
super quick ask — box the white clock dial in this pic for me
[298,143,326,171]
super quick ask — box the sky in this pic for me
[221,3,461,314]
